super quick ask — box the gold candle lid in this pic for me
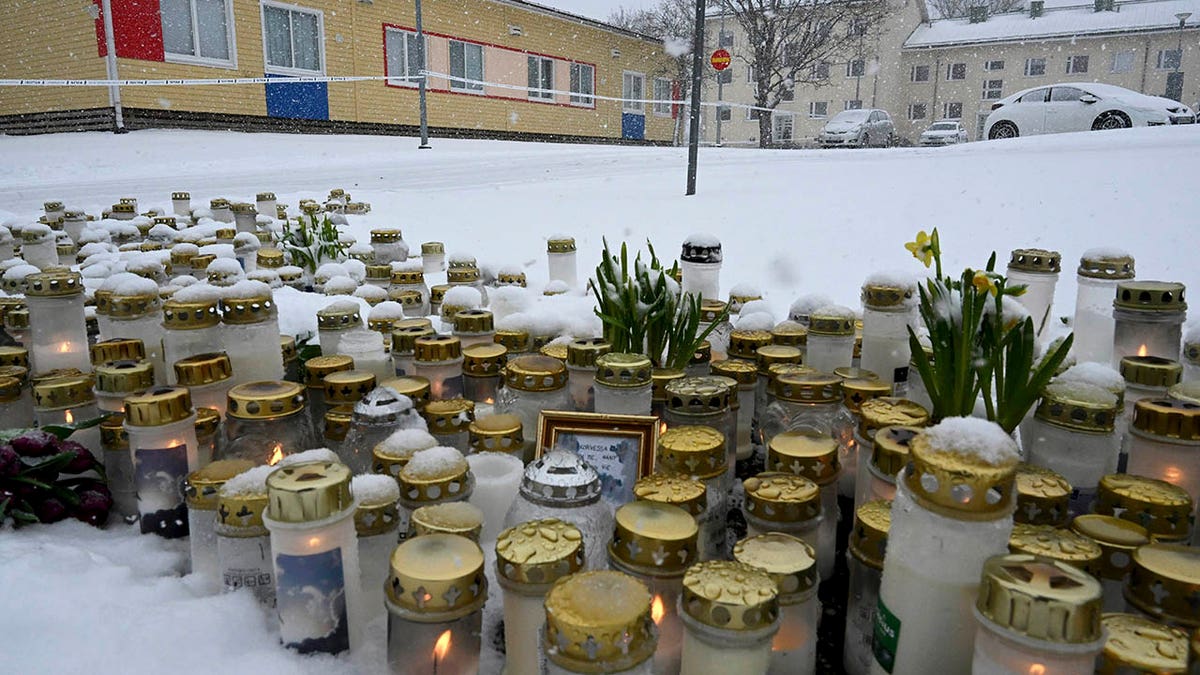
[315,303,361,331]
[566,338,610,368]
[1133,399,1200,441]
[632,473,707,517]
[538,342,569,362]
[665,376,732,412]
[447,266,480,284]
[162,299,220,330]
[409,502,483,541]
[767,431,840,486]
[391,325,436,353]
[323,405,354,442]
[710,358,757,386]
[494,328,531,354]
[1034,381,1121,432]
[108,292,160,318]
[355,495,400,538]
[266,460,353,522]
[903,422,1019,520]
[468,413,524,454]
[0,345,30,369]
[774,371,841,404]
[1014,463,1072,527]
[226,381,306,420]
[1126,544,1200,629]
[390,269,425,286]
[364,263,391,281]
[770,321,808,347]
[322,370,377,405]
[977,555,1103,644]
[808,311,856,336]
[185,459,256,510]
[656,425,726,479]
[379,376,431,409]
[1007,523,1104,577]
[214,227,237,240]
[1094,474,1194,541]
[728,329,773,360]
[217,486,269,532]
[123,386,193,426]
[2,308,28,329]
[99,413,128,450]
[755,345,802,376]
[547,236,576,253]
[743,472,821,524]
[195,406,220,438]
[0,374,21,403]
[1098,613,1188,674]
[700,299,729,323]
[190,254,216,270]
[169,247,196,266]
[280,335,297,363]
[173,352,232,387]
[25,270,83,297]
[1078,252,1135,280]
[691,341,711,367]
[399,448,472,504]
[219,293,275,325]
[496,518,584,589]
[609,501,698,577]
[1009,248,1062,274]
[303,354,355,387]
[860,397,930,438]
[255,248,286,271]
[94,359,154,395]
[386,534,486,619]
[422,398,475,435]
[454,308,494,334]
[414,335,463,363]
[651,368,685,401]
[733,532,818,603]
[870,425,921,478]
[681,560,779,631]
[371,430,438,477]
[370,228,403,244]
[497,270,526,287]
[462,343,507,377]
[594,352,653,388]
[543,570,656,673]
[428,284,451,306]
[504,354,568,392]
[861,282,915,308]
[1122,356,1183,388]
[277,267,302,283]
[1115,280,1187,312]
[1071,514,1151,581]
[849,499,891,570]
[32,375,95,409]
[421,241,444,255]
[842,378,892,413]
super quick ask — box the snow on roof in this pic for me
[905,0,1200,48]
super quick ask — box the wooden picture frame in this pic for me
[535,410,659,507]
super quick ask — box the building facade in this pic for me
[0,0,677,143]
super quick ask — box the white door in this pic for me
[1011,87,1050,134]
[1044,86,1089,133]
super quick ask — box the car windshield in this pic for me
[831,110,870,123]
[929,123,957,131]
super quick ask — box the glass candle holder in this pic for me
[1113,280,1187,366]
[608,500,699,675]
[398,446,475,542]
[565,338,610,412]
[1071,515,1150,613]
[679,235,722,301]
[352,474,401,626]
[592,352,653,416]
[1093,473,1194,544]
[255,192,276,219]
[543,570,657,675]
[971,555,1105,675]
[663,377,736,482]
[420,242,445,275]
[278,336,298,385]
[317,301,364,357]
[369,228,408,264]
[1127,399,1200,523]
[679,560,780,675]
[3,308,29,353]
[173,352,234,418]
[806,310,856,374]
[1124,544,1200,629]
[32,374,101,454]
[1023,380,1121,515]
[336,331,393,384]
[873,420,1020,675]
[467,413,524,458]
[462,343,507,406]
[843,499,891,675]
[305,354,356,429]
[1072,251,1135,365]
[162,299,222,381]
[753,344,803,429]
[220,292,285,388]
[1007,248,1062,339]
[422,399,475,453]
[264,459,364,655]
[762,371,853,451]
[231,202,257,232]
[0,367,34,429]
[545,236,578,288]
[195,406,221,467]
[169,245,197,278]
[223,381,316,465]
[24,270,90,374]
[852,398,929,503]
[495,355,571,460]
[734,533,820,675]
[1013,463,1072,527]
[107,292,167,383]
[464,452,523,543]
[124,386,199,539]
[186,459,255,589]
[656,425,730,561]
[382,376,432,414]
[685,341,712,377]
[766,431,841,581]
[392,324,436,377]
[698,300,733,362]
[93,359,154,413]
[99,414,138,523]
[859,281,916,390]
[711,359,758,464]
[742,472,829,577]
[342,386,426,474]
[1097,613,1190,674]
[412,336,466,401]
[213,470,274,607]
[21,227,58,270]
[323,405,354,447]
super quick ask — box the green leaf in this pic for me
[41,414,105,440]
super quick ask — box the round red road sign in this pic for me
[710,49,731,71]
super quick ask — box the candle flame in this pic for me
[1137,344,1148,357]
[57,341,72,353]
[1165,466,1182,482]
[1029,665,1046,675]
[483,397,495,405]
[651,595,665,624]
[659,421,668,436]
[434,630,452,660]
[267,443,284,466]
[307,536,320,547]
[64,410,74,424]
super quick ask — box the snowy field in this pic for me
[1,126,1199,673]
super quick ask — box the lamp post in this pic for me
[685,0,705,196]
[1177,13,1191,73]
[416,0,431,149]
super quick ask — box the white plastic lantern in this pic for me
[547,235,579,288]
[24,270,90,374]
[679,234,723,301]
[1072,250,1135,365]
[124,387,200,539]
[1006,248,1062,339]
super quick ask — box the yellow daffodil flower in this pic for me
[972,271,999,297]
[905,230,934,268]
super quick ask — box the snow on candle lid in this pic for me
[352,473,400,536]
[1055,362,1126,398]
[905,417,1019,519]
[735,311,775,331]
[322,275,357,296]
[543,570,656,672]
[442,285,482,309]
[1099,614,1189,672]
[410,501,483,541]
[733,532,818,602]
[399,446,471,503]
[789,294,833,323]
[862,270,917,308]
[386,534,486,617]
[808,305,857,336]
[680,233,722,263]
[496,517,583,586]
[1078,247,1134,279]
[1035,380,1120,432]
[681,560,779,631]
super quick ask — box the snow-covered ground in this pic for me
[1,126,1198,673]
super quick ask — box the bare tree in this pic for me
[610,0,696,145]
[718,0,891,147]
[925,0,1023,19]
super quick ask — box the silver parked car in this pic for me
[919,120,969,146]
[985,82,1195,140]
[818,109,895,147]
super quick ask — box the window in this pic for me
[718,30,734,47]
[943,101,963,118]
[848,19,868,37]
[1050,86,1084,102]
[982,79,1003,100]
[813,62,831,79]
[1024,58,1046,76]
[569,63,594,106]
[847,59,865,77]
[783,43,801,67]
[653,78,673,115]
[262,2,323,75]
[746,107,761,120]
[449,40,484,91]
[385,28,422,86]
[622,72,644,113]
[717,70,733,84]
[1157,49,1182,70]
[983,59,1005,71]
[845,99,862,110]
[946,62,966,80]
[1111,50,1136,73]
[781,84,795,102]
[773,113,794,143]
[717,105,732,121]
[908,102,927,120]
[528,56,554,100]
[1066,55,1089,74]
[1018,88,1048,103]
[911,64,930,82]
[161,0,234,65]
[809,101,828,118]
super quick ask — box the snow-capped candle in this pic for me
[24,270,90,374]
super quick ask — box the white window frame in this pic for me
[908,102,927,120]
[772,112,794,143]
[945,62,966,81]
[910,64,930,82]
[943,101,963,119]
[745,106,761,121]
[1111,50,1136,73]
[652,78,673,116]
[1157,49,1182,70]
[983,59,1004,71]
[384,27,424,87]
[622,71,645,113]
[846,59,865,77]
[449,39,485,93]
[982,78,1003,100]
[844,99,862,110]
[717,105,732,121]
[1066,55,1089,74]
[808,101,828,118]
[1024,57,1046,77]
[813,62,830,80]
[569,62,595,107]
[528,55,554,100]
[162,0,237,68]
[260,0,325,77]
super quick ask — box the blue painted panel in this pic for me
[264,74,329,121]
[621,113,645,140]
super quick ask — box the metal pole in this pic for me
[715,13,724,146]
[416,0,431,149]
[685,0,706,196]
[99,0,126,133]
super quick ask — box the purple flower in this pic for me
[0,445,19,478]
[10,431,59,458]
[73,490,113,527]
[59,441,98,474]
[33,498,69,524]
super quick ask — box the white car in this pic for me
[818,109,896,147]
[985,82,1195,140]
[920,120,969,146]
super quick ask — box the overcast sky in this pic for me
[537,0,661,23]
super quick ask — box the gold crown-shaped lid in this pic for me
[771,321,808,347]
[808,312,856,336]
[538,343,569,362]
[162,299,220,330]
[422,398,475,435]
[217,489,269,532]
[1094,474,1194,540]
[651,368,685,401]
[256,192,276,201]
[842,378,892,412]
[43,200,64,211]
[94,359,154,394]
[1115,281,1187,312]
[299,202,321,215]
[494,328,531,354]
[169,247,196,266]
[2,308,28,329]
[33,375,95,409]
[370,228,403,244]
[214,227,237,240]
[1008,248,1062,273]
[428,284,451,306]
[728,329,773,359]
[1035,381,1121,432]
[543,570,656,673]
[870,425,922,478]
[323,405,354,442]
[656,425,726,480]
[414,335,463,363]
[219,293,275,325]
[409,502,483,541]
[447,266,480,284]
[700,299,729,323]
[733,533,818,603]
[774,371,842,404]
[280,335,297,363]
[266,460,353,522]
[755,345,803,376]
[303,354,354,386]
[108,291,160,318]
[861,282,915,308]
[1133,398,1200,440]
[1122,356,1183,388]
[256,249,285,269]
[371,431,437,478]
[399,450,472,504]
[420,241,444,254]
[849,499,892,569]
[497,270,526,286]
[31,368,88,387]
[594,352,653,388]
[99,413,128,450]
[0,375,21,402]
[681,560,779,632]
[504,354,568,392]
[123,386,193,426]
[190,254,217,270]
[185,459,256,510]
[277,267,303,283]
[379,376,431,409]
[566,338,610,368]
[1071,515,1151,581]
[462,343,507,377]
[112,201,137,213]
[1098,613,1189,673]
[1126,545,1200,629]
[468,414,524,454]
[767,431,840,486]
[743,472,821,524]
[547,236,576,253]
[25,270,83,297]
[355,492,400,538]
[172,352,232,387]
[454,309,493,334]
[1015,463,1072,527]
[386,534,486,619]
[195,406,220,438]
[390,269,425,286]
[977,555,1103,644]
[904,424,1020,520]
[315,303,361,330]
[322,369,377,404]
[1079,252,1135,280]
[364,263,392,280]
[391,325,436,353]
[860,397,930,437]
[711,358,757,385]
[632,473,707,517]
[1008,524,1104,577]
[89,338,143,365]
[226,381,306,420]
[609,501,698,577]
[0,345,30,369]
[770,364,818,384]
[0,364,27,386]
[496,518,585,588]
[665,376,732,412]
[56,242,76,256]
[691,341,711,366]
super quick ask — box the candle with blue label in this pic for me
[123,386,200,539]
